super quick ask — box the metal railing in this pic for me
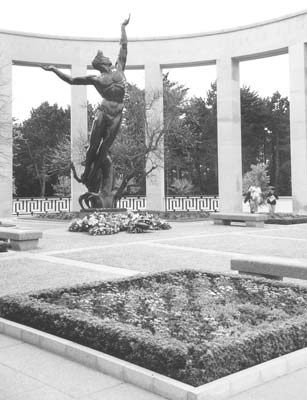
[118,196,146,211]
[13,197,72,215]
[12,196,219,215]
[165,196,218,212]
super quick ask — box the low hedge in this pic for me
[34,210,211,222]
[0,296,187,375]
[146,210,211,221]
[180,315,307,385]
[266,213,307,225]
[1,270,307,386]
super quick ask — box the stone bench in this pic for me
[0,228,43,251]
[211,212,268,227]
[231,255,307,281]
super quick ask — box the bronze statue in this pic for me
[41,16,130,209]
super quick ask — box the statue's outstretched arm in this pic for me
[116,15,130,72]
[40,65,95,85]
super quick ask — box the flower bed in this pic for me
[1,270,307,386]
[68,212,171,235]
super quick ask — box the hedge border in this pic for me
[1,269,307,386]
[265,213,307,225]
[33,210,211,222]
[266,217,307,225]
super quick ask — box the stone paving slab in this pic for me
[0,257,126,296]
[0,344,120,397]
[52,242,231,273]
[0,365,45,399]
[157,232,307,259]
[229,368,307,400]
[0,334,166,400]
[244,226,307,239]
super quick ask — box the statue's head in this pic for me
[92,50,112,72]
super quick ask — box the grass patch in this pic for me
[1,270,307,386]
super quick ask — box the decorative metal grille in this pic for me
[13,197,71,215]
[12,196,219,215]
[165,196,219,212]
[116,197,146,211]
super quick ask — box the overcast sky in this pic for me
[1,0,306,121]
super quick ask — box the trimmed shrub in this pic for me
[266,213,307,225]
[35,210,211,222]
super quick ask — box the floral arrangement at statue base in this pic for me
[68,212,171,235]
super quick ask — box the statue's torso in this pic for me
[94,69,126,103]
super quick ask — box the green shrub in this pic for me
[242,163,272,204]
[169,178,195,195]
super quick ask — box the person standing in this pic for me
[267,190,279,216]
[244,186,262,213]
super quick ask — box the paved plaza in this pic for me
[1,217,307,399]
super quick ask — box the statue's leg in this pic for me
[82,111,106,183]
[100,113,123,154]
[79,192,90,210]
[100,155,114,191]
[108,114,123,141]
[88,193,103,209]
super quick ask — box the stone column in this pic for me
[70,64,88,212]
[216,57,242,213]
[0,56,12,217]
[289,43,307,214]
[145,63,165,211]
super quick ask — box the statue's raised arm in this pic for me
[115,15,130,72]
[40,65,95,86]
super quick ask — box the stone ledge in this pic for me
[211,213,268,227]
[1,317,307,400]
[211,213,268,222]
[10,239,40,251]
[231,255,307,280]
[0,228,42,250]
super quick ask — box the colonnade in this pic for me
[0,11,307,216]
